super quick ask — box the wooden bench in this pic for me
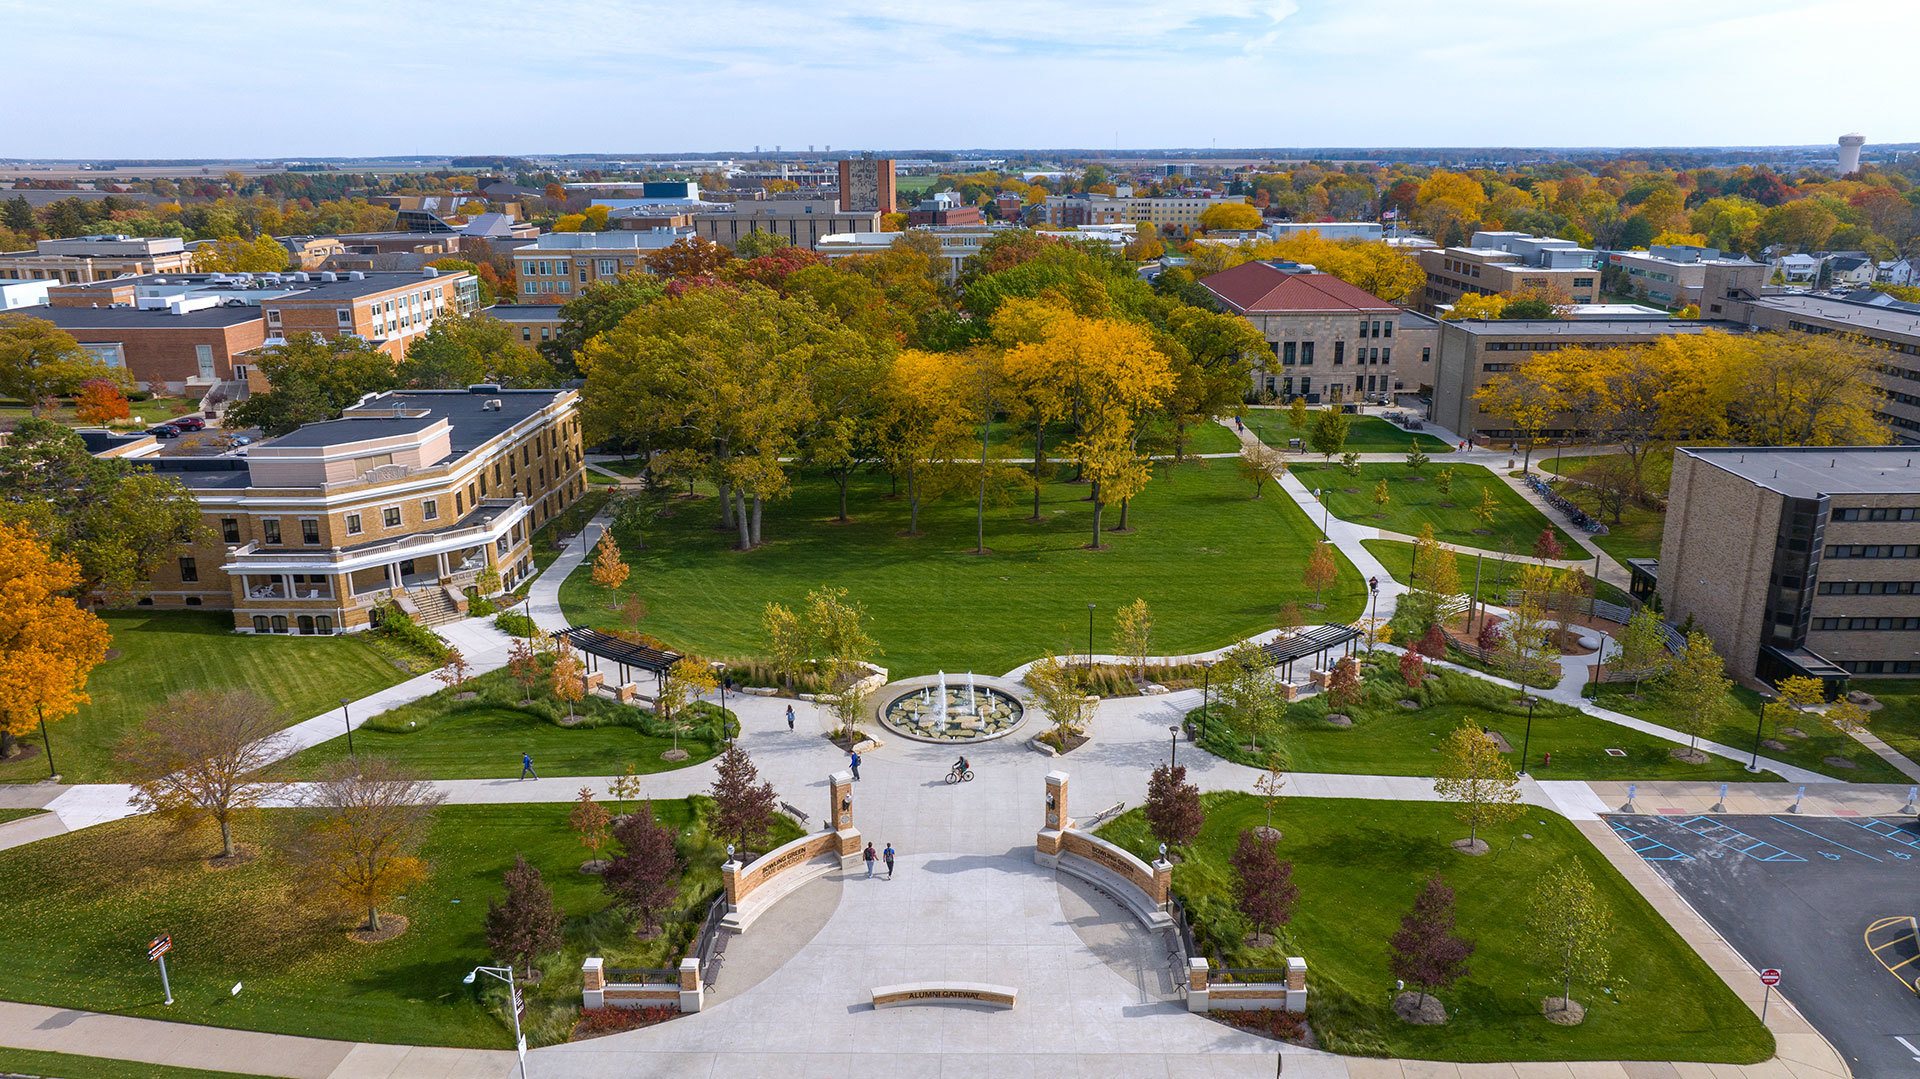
[871,982,1017,1010]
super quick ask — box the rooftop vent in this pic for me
[422,267,439,278]
[319,272,337,282]
[467,383,502,394]
[347,271,364,281]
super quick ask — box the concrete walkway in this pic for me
[1845,727,1920,782]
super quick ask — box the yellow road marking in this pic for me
[1865,916,1920,994]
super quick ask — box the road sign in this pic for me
[147,935,172,962]
[1761,968,1782,986]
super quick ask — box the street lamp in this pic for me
[711,661,730,747]
[1314,488,1329,538]
[464,965,528,1079]
[1748,693,1770,773]
[339,698,355,760]
[1518,696,1537,778]
[1367,577,1380,653]
[1168,724,1180,770]
[1200,661,1214,727]
[1087,602,1097,670]
[35,704,54,780]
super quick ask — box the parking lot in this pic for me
[1612,812,1920,1074]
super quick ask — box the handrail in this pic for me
[604,966,678,984]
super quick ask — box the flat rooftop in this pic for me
[1683,446,1920,498]
[31,303,264,330]
[1447,318,1745,336]
[1748,293,1920,338]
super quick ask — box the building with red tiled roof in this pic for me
[1199,259,1440,405]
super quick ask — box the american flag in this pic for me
[1382,208,1399,220]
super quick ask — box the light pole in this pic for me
[1200,661,1213,727]
[1314,488,1329,538]
[1748,693,1769,773]
[35,704,54,779]
[339,698,355,760]
[1087,602,1097,670]
[464,966,528,1079]
[711,661,730,747]
[1367,576,1380,653]
[1519,696,1537,778]
[1168,724,1180,771]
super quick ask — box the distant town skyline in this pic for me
[6,0,1915,159]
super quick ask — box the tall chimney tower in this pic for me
[1839,133,1866,175]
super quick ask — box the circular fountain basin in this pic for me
[878,676,1028,744]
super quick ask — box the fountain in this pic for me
[964,671,979,714]
[880,673,1026,743]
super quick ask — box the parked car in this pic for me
[146,424,181,439]
[227,435,253,447]
[170,415,206,431]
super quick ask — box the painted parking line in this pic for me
[1849,817,1920,857]
[1609,820,1693,862]
[1866,916,1920,994]
[1667,816,1806,862]
[1896,1035,1920,1063]
[1770,817,1883,862]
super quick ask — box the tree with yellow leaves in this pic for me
[591,531,629,605]
[550,640,585,721]
[0,522,110,766]
[1441,293,1509,321]
[1728,334,1890,447]
[1197,202,1263,233]
[1474,358,1563,471]
[295,758,445,935]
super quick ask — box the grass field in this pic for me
[1242,409,1453,454]
[1191,656,1768,782]
[1098,795,1772,1063]
[0,799,798,1049]
[0,612,407,785]
[1539,451,1670,562]
[1858,681,1920,767]
[0,1048,276,1079]
[1363,540,1630,607]
[560,461,1367,677]
[1292,462,1575,554]
[278,668,726,779]
[1584,682,1901,782]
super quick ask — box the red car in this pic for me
[169,415,207,431]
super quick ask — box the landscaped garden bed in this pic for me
[1292,462,1574,553]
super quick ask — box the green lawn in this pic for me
[560,461,1367,677]
[1098,795,1772,1063]
[530,488,614,576]
[1364,540,1630,607]
[1860,680,1920,767]
[0,808,47,825]
[0,1048,276,1079]
[1292,462,1575,554]
[278,668,726,779]
[1192,657,1768,782]
[0,612,407,785]
[1242,409,1453,454]
[1539,451,1670,563]
[0,799,798,1049]
[1584,682,1902,782]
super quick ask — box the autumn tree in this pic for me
[1728,333,1890,447]
[590,531,630,604]
[295,758,444,934]
[396,312,557,390]
[571,787,612,870]
[709,745,778,855]
[1145,763,1203,849]
[0,522,111,761]
[1304,542,1339,608]
[761,601,808,689]
[485,855,564,980]
[656,657,718,752]
[434,647,469,690]
[1372,478,1391,508]
[1764,675,1826,740]
[1326,655,1362,711]
[73,379,130,425]
[1434,720,1522,853]
[1387,874,1475,1015]
[1400,649,1427,688]
[603,802,681,935]
[1500,567,1561,686]
[1288,397,1309,429]
[1310,408,1350,460]
[1238,441,1283,497]
[223,335,396,436]
[550,641,585,720]
[1532,528,1563,561]
[1197,201,1263,233]
[507,637,544,704]
[1230,829,1298,944]
[1654,631,1731,757]
[1611,606,1671,694]
[1434,467,1454,496]
[1528,864,1613,1019]
[1474,359,1562,471]
[119,690,289,860]
[1026,652,1093,746]
[1418,624,1450,661]
[193,234,290,273]
[0,315,126,413]
[1475,488,1498,526]
[1112,598,1154,683]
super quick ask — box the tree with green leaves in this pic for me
[1215,641,1286,753]
[761,601,807,690]
[1372,478,1391,508]
[1340,451,1362,477]
[1612,607,1671,695]
[1288,397,1309,430]
[1657,631,1731,756]
[1026,652,1093,747]
[1406,442,1430,471]
[1434,467,1454,496]
[1527,863,1612,1021]
[397,312,558,389]
[0,315,126,415]
[224,335,397,435]
[1310,408,1350,460]
[1433,720,1522,854]
[546,274,667,374]
[1112,598,1153,683]
[1764,675,1825,740]
[1238,441,1283,498]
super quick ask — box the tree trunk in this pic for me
[734,490,751,550]
[1174,419,1188,463]
[976,424,990,554]
[219,817,234,859]
[0,731,13,759]
[750,495,763,547]
[367,905,382,933]
[1089,483,1105,549]
[836,473,850,522]
[1115,498,1130,531]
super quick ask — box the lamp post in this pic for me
[464,966,528,1079]
[1200,661,1213,727]
[1748,694,1769,773]
[35,704,54,780]
[1087,602,1097,670]
[1367,576,1380,653]
[1314,488,1329,538]
[339,698,355,760]
[1168,724,1180,771]
[711,661,730,747]
[1519,695,1537,778]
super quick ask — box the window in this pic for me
[196,344,216,379]
[1333,341,1345,365]
[382,506,402,529]
[1826,544,1920,559]
[301,518,319,544]
[253,615,270,633]
[346,513,363,536]
[423,499,438,521]
[1813,616,1920,631]
[262,519,281,545]
[178,556,198,583]
[1819,581,1920,595]
[220,517,240,543]
[1835,507,1920,522]
[1382,348,1392,364]
[336,308,352,326]
[1421,347,1432,364]
[1282,342,1296,366]
[1383,320,1393,338]
[1301,342,1315,365]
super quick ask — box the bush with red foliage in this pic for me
[1417,623,1449,661]
[1221,1007,1311,1045]
[574,1004,679,1039]
[1400,649,1426,687]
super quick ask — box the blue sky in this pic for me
[6,0,1915,157]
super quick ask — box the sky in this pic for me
[7,0,1917,158]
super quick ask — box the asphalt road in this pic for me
[1610,812,1920,1075]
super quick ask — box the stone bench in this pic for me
[720,850,843,932]
[1055,851,1173,931]
[871,982,1017,1010]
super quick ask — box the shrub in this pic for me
[369,601,451,667]
[494,611,540,638]
[573,1005,678,1039]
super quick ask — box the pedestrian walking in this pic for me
[850,749,861,781]
[520,752,537,780]
[786,704,795,731]
[863,842,877,878]
[883,842,895,879]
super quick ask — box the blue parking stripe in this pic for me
[1769,817,1882,861]
[1849,818,1920,850]
[1609,820,1692,861]
[1668,816,1806,862]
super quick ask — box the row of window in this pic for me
[1825,544,1920,559]
[1839,659,1920,674]
[1357,319,1395,340]
[522,279,574,295]
[1818,580,1920,594]
[1832,507,1920,522]
[1796,321,1920,357]
[1813,617,1920,631]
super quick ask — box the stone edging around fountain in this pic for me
[874,673,1034,745]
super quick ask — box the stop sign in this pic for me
[1760,968,1781,986]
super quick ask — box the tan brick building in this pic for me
[1656,446,1920,687]
[0,235,194,284]
[34,303,269,395]
[1416,231,1600,313]
[693,201,881,251]
[120,387,585,634]
[261,268,479,361]
[1198,260,1440,404]
[513,231,690,301]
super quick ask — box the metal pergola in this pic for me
[1257,623,1363,682]
[551,626,682,694]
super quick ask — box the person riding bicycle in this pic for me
[953,755,970,777]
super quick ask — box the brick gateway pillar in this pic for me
[1035,770,1069,865]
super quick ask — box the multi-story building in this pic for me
[1041,194,1127,227]
[0,279,52,310]
[1654,446,1920,689]
[1704,263,1920,442]
[1039,194,1252,237]
[0,235,195,284]
[258,268,478,361]
[512,231,689,301]
[484,304,566,346]
[836,157,896,214]
[816,224,1132,284]
[1416,231,1599,313]
[1198,259,1439,403]
[1264,222,1385,242]
[905,192,982,227]
[33,302,269,395]
[277,236,349,270]
[693,200,881,250]
[116,386,585,634]
[1604,244,1763,307]
[1429,315,1744,439]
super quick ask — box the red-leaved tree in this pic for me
[1417,623,1449,661]
[1230,829,1298,944]
[1387,873,1475,1011]
[485,854,564,980]
[709,745,777,855]
[603,802,681,936]
[1476,616,1504,660]
[1532,528,1564,561]
[1400,649,1426,688]
[1145,764,1203,849]
[1326,655,1362,710]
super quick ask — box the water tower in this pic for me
[1839,133,1866,175]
